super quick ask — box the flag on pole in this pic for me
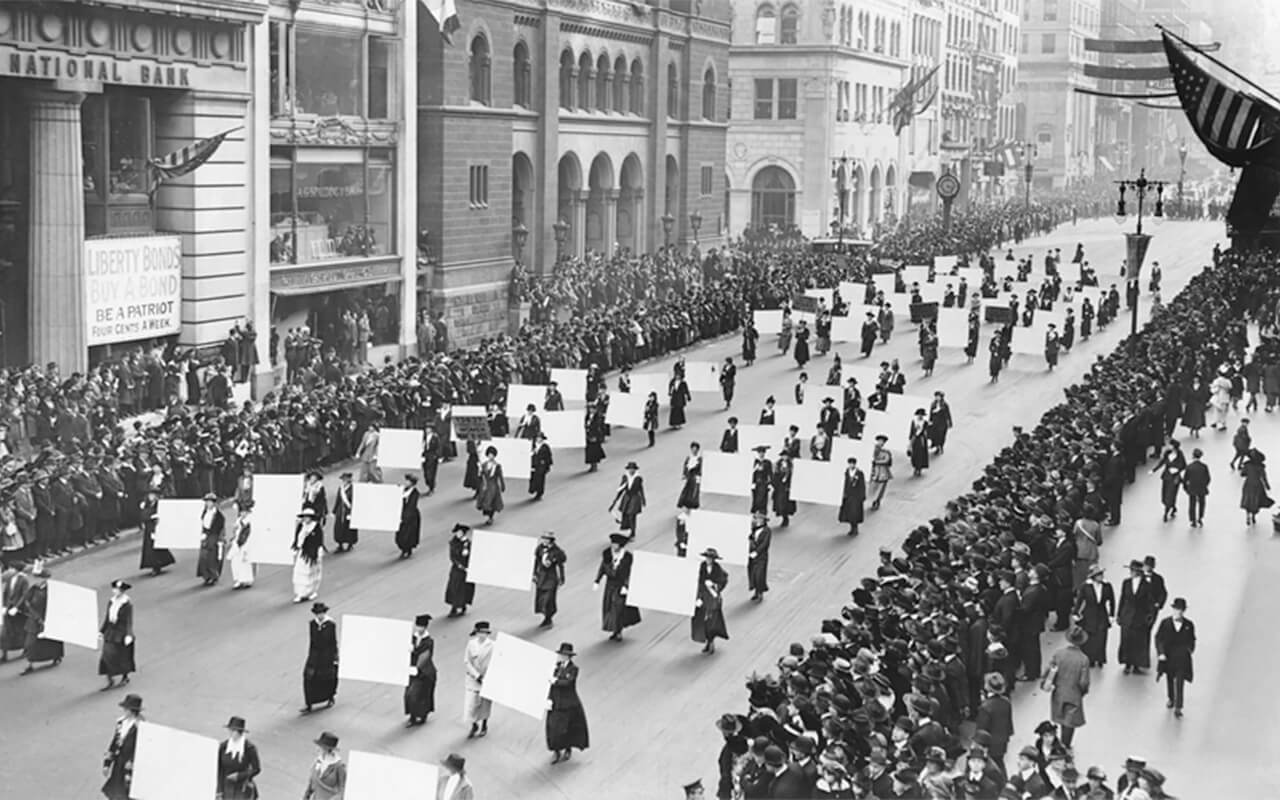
[890,66,939,135]
[420,0,461,45]
[148,127,240,193]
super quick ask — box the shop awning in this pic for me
[908,171,936,190]
[270,257,404,296]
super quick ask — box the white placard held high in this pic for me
[685,510,751,565]
[480,632,559,720]
[153,499,204,550]
[606,392,646,428]
[830,315,860,343]
[933,255,959,272]
[249,473,304,566]
[954,267,984,289]
[505,384,547,417]
[872,272,899,297]
[773,404,813,435]
[338,614,412,686]
[804,287,834,307]
[839,281,868,304]
[550,368,588,402]
[541,410,584,450]
[700,452,753,497]
[489,438,532,480]
[347,751,439,800]
[829,436,874,468]
[378,428,423,470]
[468,530,538,591]
[350,482,403,532]
[936,308,971,348]
[626,550,699,616]
[684,361,720,393]
[629,373,668,399]
[916,283,945,304]
[902,265,931,288]
[733,424,773,451]
[130,722,219,800]
[753,309,783,335]
[1011,316,1051,356]
[43,580,99,650]
[790,460,845,506]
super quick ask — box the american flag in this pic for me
[1163,33,1280,167]
[420,0,460,45]
[148,127,240,194]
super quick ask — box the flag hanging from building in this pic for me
[148,126,240,194]
[421,0,461,45]
[890,65,939,135]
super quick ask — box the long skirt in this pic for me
[530,469,548,496]
[23,631,63,664]
[404,672,437,718]
[585,442,606,465]
[463,687,492,724]
[139,526,175,571]
[669,404,687,427]
[227,542,255,586]
[677,477,701,509]
[1080,624,1109,664]
[748,555,769,594]
[98,639,136,676]
[601,587,641,633]
[445,566,475,608]
[196,536,223,582]
[535,584,558,617]
[0,611,28,651]
[691,600,729,643]
[333,514,358,547]
[303,665,338,705]
[292,554,322,600]
[546,705,590,751]
[1118,623,1152,668]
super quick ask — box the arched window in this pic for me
[578,52,593,110]
[751,166,796,229]
[667,62,679,118]
[630,59,644,114]
[513,42,532,108]
[596,54,611,112]
[755,4,777,44]
[559,50,575,108]
[613,55,628,113]
[780,4,799,44]
[469,35,491,105]
[701,66,716,119]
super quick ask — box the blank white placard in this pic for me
[1011,317,1050,356]
[936,308,971,348]
[43,580,99,650]
[994,260,1019,281]
[450,405,488,443]
[249,473,304,566]
[733,424,773,451]
[347,751,439,800]
[773,404,814,435]
[541,410,584,450]
[550,368,588,402]
[839,281,868,304]
[830,315,858,343]
[131,722,218,800]
[626,550,700,616]
[338,614,412,686]
[872,273,899,296]
[630,373,668,399]
[684,361,720,393]
[378,428,423,470]
[753,309,782,334]
[884,393,932,417]
[829,436,874,468]
[1059,261,1083,284]
[916,284,945,304]
[153,499,204,550]
[791,459,846,506]
[933,255,958,271]
[864,408,914,448]
[843,365,880,390]
[685,510,751,566]
[468,530,538,591]
[700,452,753,497]
[505,384,547,417]
[606,392,646,428]
[350,483,403,532]
[489,437,532,480]
[804,288,834,306]
[954,267,983,288]
[480,632,558,720]
[902,265,931,288]
[793,310,815,327]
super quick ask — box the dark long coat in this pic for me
[1154,616,1196,682]
[772,459,796,517]
[101,719,138,800]
[691,560,729,643]
[747,523,771,594]
[303,617,339,706]
[98,599,136,677]
[396,486,421,552]
[332,482,356,546]
[22,581,62,664]
[404,633,437,719]
[750,458,773,514]
[1073,580,1115,664]
[445,535,476,608]
[1117,575,1156,669]
[546,660,590,751]
[611,475,646,530]
[838,467,867,524]
[533,541,566,617]
[595,548,641,633]
[196,507,225,582]
[216,738,262,800]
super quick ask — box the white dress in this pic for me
[227,514,255,587]
[461,636,494,724]
[291,521,323,601]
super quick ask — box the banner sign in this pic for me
[85,236,183,346]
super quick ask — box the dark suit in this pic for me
[767,763,812,798]
[992,589,1022,685]
[530,442,553,499]
[610,475,646,534]
[1117,576,1155,669]
[1154,615,1196,710]
[217,739,263,800]
[1018,582,1050,679]
[975,693,1014,763]
[1182,459,1210,522]
[1073,580,1115,665]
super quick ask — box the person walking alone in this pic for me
[98,579,136,691]
[216,716,262,800]
[462,621,494,739]
[404,614,437,726]
[1154,598,1196,719]
[532,532,566,629]
[1043,626,1091,748]
[1182,448,1210,527]
[546,642,590,763]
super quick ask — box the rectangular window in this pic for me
[1041,33,1055,53]
[754,78,774,119]
[469,164,489,209]
[295,29,364,116]
[700,166,713,197]
[1044,0,1058,21]
[82,89,155,237]
[268,148,397,265]
[777,78,797,120]
[368,37,391,119]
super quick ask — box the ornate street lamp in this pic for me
[661,212,675,247]
[552,218,570,262]
[689,211,702,244]
[1177,140,1189,214]
[1114,169,1166,336]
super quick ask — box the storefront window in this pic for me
[269,149,396,265]
[108,95,150,196]
[295,30,363,116]
[82,90,154,236]
[368,37,392,119]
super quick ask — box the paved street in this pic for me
[2,220,1239,799]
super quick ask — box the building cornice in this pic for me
[80,0,269,24]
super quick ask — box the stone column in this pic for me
[603,189,619,257]
[572,189,588,258]
[27,90,87,373]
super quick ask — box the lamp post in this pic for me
[1114,168,1166,336]
[830,152,851,239]
[689,211,702,245]
[1177,140,1188,216]
[512,222,528,266]
[661,212,675,247]
[552,218,570,263]
[1016,142,1035,208]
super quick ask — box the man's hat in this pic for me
[763,745,786,767]
[1124,756,1147,770]
[791,736,815,755]
[716,713,742,734]
[414,614,433,627]
[875,434,888,442]
[1088,766,1107,780]
[119,694,144,712]
[682,778,703,794]
[1172,597,1187,610]
[540,531,556,540]
[893,768,919,784]
[624,461,639,470]
[310,602,329,614]
[225,716,247,732]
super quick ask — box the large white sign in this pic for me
[84,236,183,346]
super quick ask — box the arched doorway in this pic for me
[884,164,897,221]
[617,154,644,254]
[586,153,615,254]
[664,155,680,243]
[750,165,796,230]
[557,153,582,258]
[723,171,732,238]
[869,165,882,226]
[850,164,865,232]
[512,152,534,262]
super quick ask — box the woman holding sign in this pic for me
[691,548,729,654]
[137,489,175,576]
[594,533,641,641]
[98,579,136,690]
[291,509,324,603]
[475,447,506,525]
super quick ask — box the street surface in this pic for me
[1,220,1244,798]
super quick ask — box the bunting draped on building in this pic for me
[1074,36,1216,101]
[889,65,939,135]
[420,0,460,44]
[148,126,241,194]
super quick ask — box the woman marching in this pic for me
[476,446,506,525]
[98,579,136,690]
[772,451,796,527]
[291,508,325,604]
[678,442,703,511]
[794,319,811,369]
[396,474,421,559]
[137,488,174,576]
[445,524,476,617]
[691,548,729,654]
[778,307,794,354]
[404,613,437,726]
[643,391,660,447]
[227,499,255,590]
[196,492,225,587]
[331,472,357,553]
[546,642,590,764]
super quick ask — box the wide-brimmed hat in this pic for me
[700,548,721,560]
[609,533,630,547]
[1087,563,1105,578]
[297,508,317,518]
[984,673,1007,695]
[1035,720,1058,735]
[556,642,576,657]
[414,614,433,627]
[313,731,339,749]
[624,461,639,470]
[715,713,741,734]
[443,753,466,772]
[119,694,143,712]
[1067,626,1090,646]
[1124,756,1147,770]
[110,579,132,591]
[225,716,247,732]
[310,602,329,614]
[203,492,218,501]
[540,531,556,540]
[1171,597,1187,610]
[471,621,491,635]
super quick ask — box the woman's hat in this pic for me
[110,579,132,591]
[700,548,721,560]
[609,533,630,547]
[1171,597,1187,610]
[1067,626,1090,646]
[1087,563,1105,578]
[1035,720,1058,735]
[119,693,144,712]
[203,492,218,501]
[297,508,317,518]
[625,461,639,470]
[414,614,433,627]
[715,713,741,734]
[225,716,247,732]
[471,621,492,635]
[452,523,471,533]
[556,642,576,657]
[313,731,339,749]
[984,672,1007,695]
[443,753,466,772]
[311,602,329,614]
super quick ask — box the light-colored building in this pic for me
[1015,0,1099,190]
[905,0,945,212]
[725,0,913,237]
